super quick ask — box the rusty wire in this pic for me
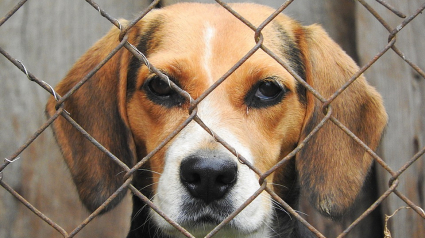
[0,0,27,27]
[0,0,424,237]
[0,179,69,236]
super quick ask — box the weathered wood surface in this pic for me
[357,1,425,237]
[1,0,423,237]
[0,0,150,237]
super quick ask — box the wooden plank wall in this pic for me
[357,1,425,237]
[0,1,150,237]
[0,0,423,237]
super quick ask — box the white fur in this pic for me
[151,97,273,237]
[202,24,215,84]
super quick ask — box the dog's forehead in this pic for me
[130,3,305,100]
[145,7,252,54]
[139,3,299,54]
[156,3,278,29]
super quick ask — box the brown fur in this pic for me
[46,2,387,235]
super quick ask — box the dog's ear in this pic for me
[295,25,387,217]
[46,21,137,213]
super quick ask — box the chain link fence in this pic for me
[1,0,424,237]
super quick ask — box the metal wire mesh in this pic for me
[1,0,424,237]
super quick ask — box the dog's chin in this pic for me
[153,199,270,238]
[161,221,269,238]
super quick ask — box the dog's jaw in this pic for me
[150,98,274,236]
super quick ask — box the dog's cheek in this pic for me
[127,97,187,183]
[149,150,167,190]
[240,101,304,173]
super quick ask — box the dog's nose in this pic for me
[180,156,238,204]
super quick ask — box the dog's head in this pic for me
[46,3,387,237]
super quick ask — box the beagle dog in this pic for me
[46,3,387,238]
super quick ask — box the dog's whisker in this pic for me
[138,182,158,192]
[132,193,157,219]
[265,194,291,220]
[115,170,127,177]
[268,182,288,189]
[262,219,279,237]
[295,210,309,217]
[131,206,146,222]
[272,202,291,219]
[138,168,162,176]
[257,192,291,219]
[131,205,155,233]
[149,193,157,201]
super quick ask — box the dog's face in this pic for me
[126,5,306,236]
[46,3,387,237]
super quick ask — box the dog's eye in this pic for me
[245,79,287,108]
[255,81,283,101]
[143,75,186,108]
[148,76,173,97]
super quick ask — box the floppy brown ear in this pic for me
[46,22,137,213]
[295,25,387,217]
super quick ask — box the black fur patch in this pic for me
[274,23,307,105]
[127,16,164,99]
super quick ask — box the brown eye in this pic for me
[255,81,284,101]
[148,76,173,97]
[143,75,186,108]
[244,79,287,108]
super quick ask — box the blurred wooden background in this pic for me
[0,0,423,237]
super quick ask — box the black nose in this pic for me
[180,155,238,204]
